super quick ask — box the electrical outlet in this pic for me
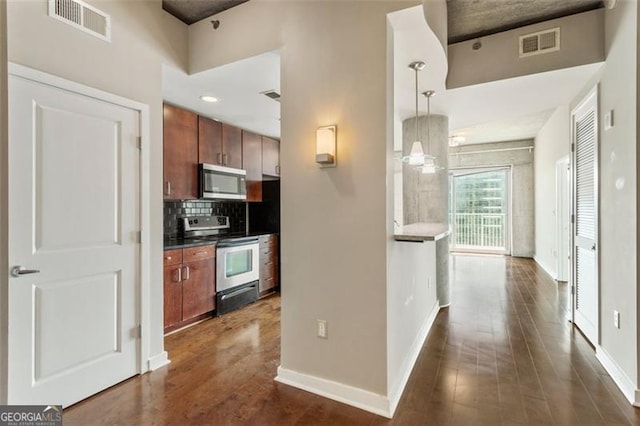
[317,319,328,338]
[613,310,620,329]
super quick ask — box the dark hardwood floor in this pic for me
[64,255,640,425]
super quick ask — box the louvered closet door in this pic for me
[572,87,598,346]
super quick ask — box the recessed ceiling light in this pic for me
[200,95,219,103]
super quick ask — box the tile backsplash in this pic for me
[164,200,246,240]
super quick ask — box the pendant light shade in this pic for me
[401,61,427,166]
[408,141,425,165]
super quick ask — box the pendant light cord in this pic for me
[415,67,419,142]
[427,95,431,154]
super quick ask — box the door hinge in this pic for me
[136,136,142,150]
[571,285,575,295]
[571,143,575,153]
[571,214,575,224]
[138,324,143,338]
[137,231,142,244]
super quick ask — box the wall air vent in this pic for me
[48,0,111,42]
[261,90,281,103]
[519,27,560,58]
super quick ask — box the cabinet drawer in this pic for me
[183,245,215,262]
[164,249,183,267]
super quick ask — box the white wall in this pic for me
[583,0,638,396]
[0,0,8,405]
[534,105,570,277]
[448,9,605,89]
[386,241,438,410]
[190,0,426,406]
[6,0,188,370]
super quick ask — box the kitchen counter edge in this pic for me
[164,232,279,250]
[394,223,450,242]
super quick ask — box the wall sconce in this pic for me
[316,125,337,167]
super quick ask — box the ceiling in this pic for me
[163,51,280,139]
[162,0,604,40]
[162,1,605,145]
[447,0,603,44]
[163,0,248,25]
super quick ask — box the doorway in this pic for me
[7,64,150,407]
[571,86,599,346]
[449,167,511,255]
[555,156,570,282]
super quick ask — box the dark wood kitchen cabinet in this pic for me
[258,234,278,296]
[242,130,263,202]
[222,123,243,169]
[163,104,198,200]
[198,116,223,165]
[199,116,242,169]
[163,245,216,332]
[262,136,280,178]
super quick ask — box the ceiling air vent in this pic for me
[519,27,560,58]
[261,90,281,103]
[48,0,111,42]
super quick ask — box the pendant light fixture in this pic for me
[403,61,426,166]
[421,90,440,174]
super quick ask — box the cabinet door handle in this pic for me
[217,153,223,165]
[165,181,171,196]
[276,165,280,175]
[174,267,182,282]
[183,266,190,281]
[223,153,228,165]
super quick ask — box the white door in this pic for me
[556,157,570,282]
[8,72,141,406]
[571,87,598,345]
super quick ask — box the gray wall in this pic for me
[402,114,449,224]
[447,9,604,89]
[534,105,570,277]
[7,0,189,370]
[0,0,8,405]
[449,140,535,258]
[569,0,638,390]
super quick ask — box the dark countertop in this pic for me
[164,231,278,250]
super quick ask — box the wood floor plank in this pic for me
[63,255,638,425]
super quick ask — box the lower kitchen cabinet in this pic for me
[259,234,279,296]
[164,245,216,332]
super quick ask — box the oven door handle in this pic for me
[220,285,256,301]
[217,237,259,248]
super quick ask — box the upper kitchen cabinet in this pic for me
[198,117,242,169]
[242,130,263,202]
[222,123,243,169]
[262,137,280,178]
[163,104,198,200]
[198,116,223,166]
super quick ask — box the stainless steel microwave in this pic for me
[199,163,247,200]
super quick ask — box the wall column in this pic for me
[402,113,450,306]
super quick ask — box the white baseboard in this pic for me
[533,256,556,280]
[275,302,441,419]
[148,351,170,371]
[387,301,440,416]
[595,346,639,406]
[275,367,391,418]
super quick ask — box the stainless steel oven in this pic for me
[216,237,260,315]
